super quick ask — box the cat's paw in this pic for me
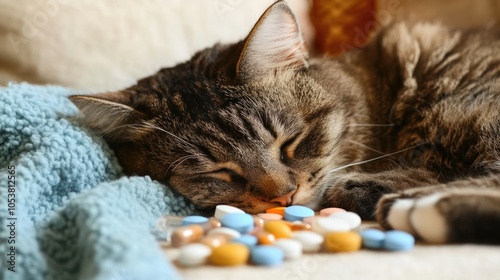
[324,174,393,220]
[377,192,448,243]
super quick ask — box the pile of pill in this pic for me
[155,205,415,267]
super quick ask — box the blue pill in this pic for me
[360,229,386,249]
[220,213,254,234]
[182,215,209,226]
[251,246,284,266]
[231,235,258,248]
[284,205,315,221]
[384,230,415,251]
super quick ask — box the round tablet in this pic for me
[178,243,212,267]
[319,207,346,216]
[251,246,284,266]
[324,232,362,252]
[264,220,292,239]
[284,206,315,222]
[329,212,362,230]
[182,215,209,226]
[231,234,258,248]
[257,213,283,221]
[360,229,386,249]
[207,227,241,239]
[312,217,350,235]
[266,207,286,216]
[210,243,250,266]
[273,239,303,260]
[221,213,254,234]
[384,230,415,251]
[214,205,245,220]
[291,230,324,252]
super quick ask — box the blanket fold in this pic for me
[0,83,196,280]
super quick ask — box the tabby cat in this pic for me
[70,1,500,244]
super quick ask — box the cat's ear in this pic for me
[70,92,149,142]
[237,1,308,81]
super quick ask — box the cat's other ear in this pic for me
[69,92,149,142]
[237,1,308,81]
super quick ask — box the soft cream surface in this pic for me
[0,0,311,92]
[163,223,500,280]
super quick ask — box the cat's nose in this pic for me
[269,189,296,207]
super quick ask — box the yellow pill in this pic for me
[209,243,250,266]
[264,220,292,239]
[324,232,362,253]
[266,207,286,216]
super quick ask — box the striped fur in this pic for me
[71,2,500,243]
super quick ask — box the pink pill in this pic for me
[303,216,320,225]
[319,207,346,216]
[257,213,283,221]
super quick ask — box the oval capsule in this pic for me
[171,224,204,247]
[210,243,250,266]
[324,232,362,252]
[264,220,292,239]
[178,243,212,267]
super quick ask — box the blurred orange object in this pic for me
[311,0,377,56]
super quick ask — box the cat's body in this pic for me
[71,2,500,244]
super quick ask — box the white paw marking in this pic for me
[387,199,416,235]
[410,193,448,243]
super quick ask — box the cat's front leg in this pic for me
[377,173,500,244]
[321,168,440,219]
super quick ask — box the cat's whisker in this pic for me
[347,139,385,155]
[347,123,395,127]
[100,123,150,139]
[167,154,203,175]
[327,143,428,174]
[138,122,197,150]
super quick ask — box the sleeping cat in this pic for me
[70,1,500,244]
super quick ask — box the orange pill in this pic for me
[266,207,286,216]
[257,232,276,245]
[264,221,292,239]
[289,221,312,231]
[257,213,283,221]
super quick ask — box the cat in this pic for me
[70,1,500,244]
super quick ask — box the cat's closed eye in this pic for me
[209,166,247,185]
[280,133,301,163]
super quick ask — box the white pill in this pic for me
[214,205,245,220]
[291,231,324,252]
[329,211,362,230]
[178,243,212,267]
[312,217,350,235]
[207,227,241,239]
[273,239,303,260]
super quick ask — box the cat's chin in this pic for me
[290,189,323,211]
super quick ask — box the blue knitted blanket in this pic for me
[0,83,197,280]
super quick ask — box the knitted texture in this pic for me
[0,83,196,280]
